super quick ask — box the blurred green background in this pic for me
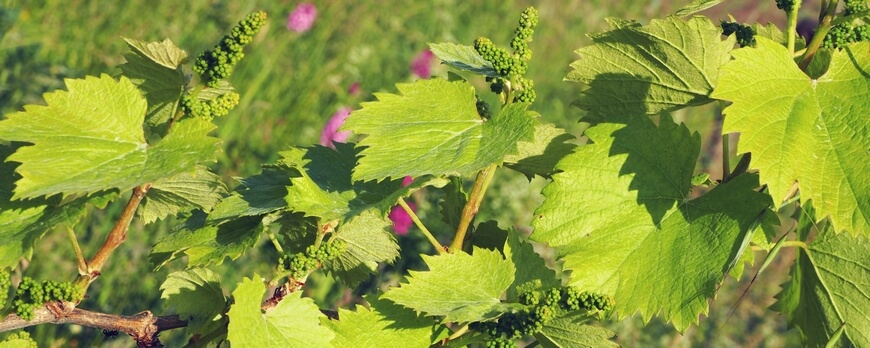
[1,0,809,346]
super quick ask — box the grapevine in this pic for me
[720,21,756,47]
[181,89,241,120]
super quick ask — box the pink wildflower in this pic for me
[410,49,435,79]
[347,82,361,96]
[389,201,416,236]
[287,3,317,33]
[320,107,352,148]
[389,176,416,235]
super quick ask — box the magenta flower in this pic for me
[410,49,435,79]
[287,3,317,33]
[389,176,416,235]
[347,82,361,96]
[320,107,352,148]
[389,201,416,236]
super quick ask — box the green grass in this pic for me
[1,0,803,346]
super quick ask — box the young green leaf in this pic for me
[712,38,870,235]
[120,38,187,131]
[323,211,401,287]
[531,115,771,331]
[160,268,227,335]
[137,165,227,224]
[208,163,295,222]
[281,144,448,222]
[227,275,333,348]
[0,74,219,199]
[323,295,436,348]
[567,17,735,120]
[428,42,497,77]
[344,79,535,181]
[150,214,265,269]
[503,232,560,301]
[534,311,618,348]
[382,247,517,323]
[773,201,870,347]
[503,123,577,179]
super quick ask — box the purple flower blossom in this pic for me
[389,176,416,235]
[320,107,352,148]
[347,82,361,96]
[410,49,435,79]
[389,201,416,236]
[287,3,317,33]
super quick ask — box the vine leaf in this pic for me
[160,268,227,335]
[137,165,227,224]
[772,201,870,347]
[120,38,187,131]
[534,311,619,348]
[227,275,333,348]
[324,211,401,287]
[567,17,734,120]
[504,232,560,302]
[0,74,219,200]
[208,163,294,222]
[674,0,724,16]
[344,79,535,181]
[531,115,771,331]
[427,42,497,77]
[281,143,448,222]
[711,38,870,235]
[150,214,265,269]
[504,123,577,179]
[323,295,436,348]
[0,145,113,268]
[382,247,517,323]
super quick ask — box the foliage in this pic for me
[0,1,868,348]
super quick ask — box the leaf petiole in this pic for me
[450,164,497,252]
[398,198,446,255]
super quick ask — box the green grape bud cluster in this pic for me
[562,287,615,312]
[193,11,267,87]
[181,90,241,120]
[720,21,756,47]
[2,331,38,348]
[279,240,347,280]
[0,270,9,308]
[473,6,538,103]
[822,0,870,49]
[12,277,82,321]
[485,336,518,348]
[775,0,796,12]
[471,286,613,342]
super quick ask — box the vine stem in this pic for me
[785,0,801,54]
[450,164,497,253]
[721,133,731,181]
[265,229,286,256]
[0,303,186,348]
[799,0,840,70]
[87,184,151,277]
[398,198,445,255]
[65,226,87,275]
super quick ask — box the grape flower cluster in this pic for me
[12,277,82,321]
[470,286,613,346]
[473,6,538,103]
[181,89,241,121]
[1,330,38,348]
[278,240,347,280]
[193,11,267,86]
[720,21,756,47]
[823,0,870,48]
[0,270,9,309]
